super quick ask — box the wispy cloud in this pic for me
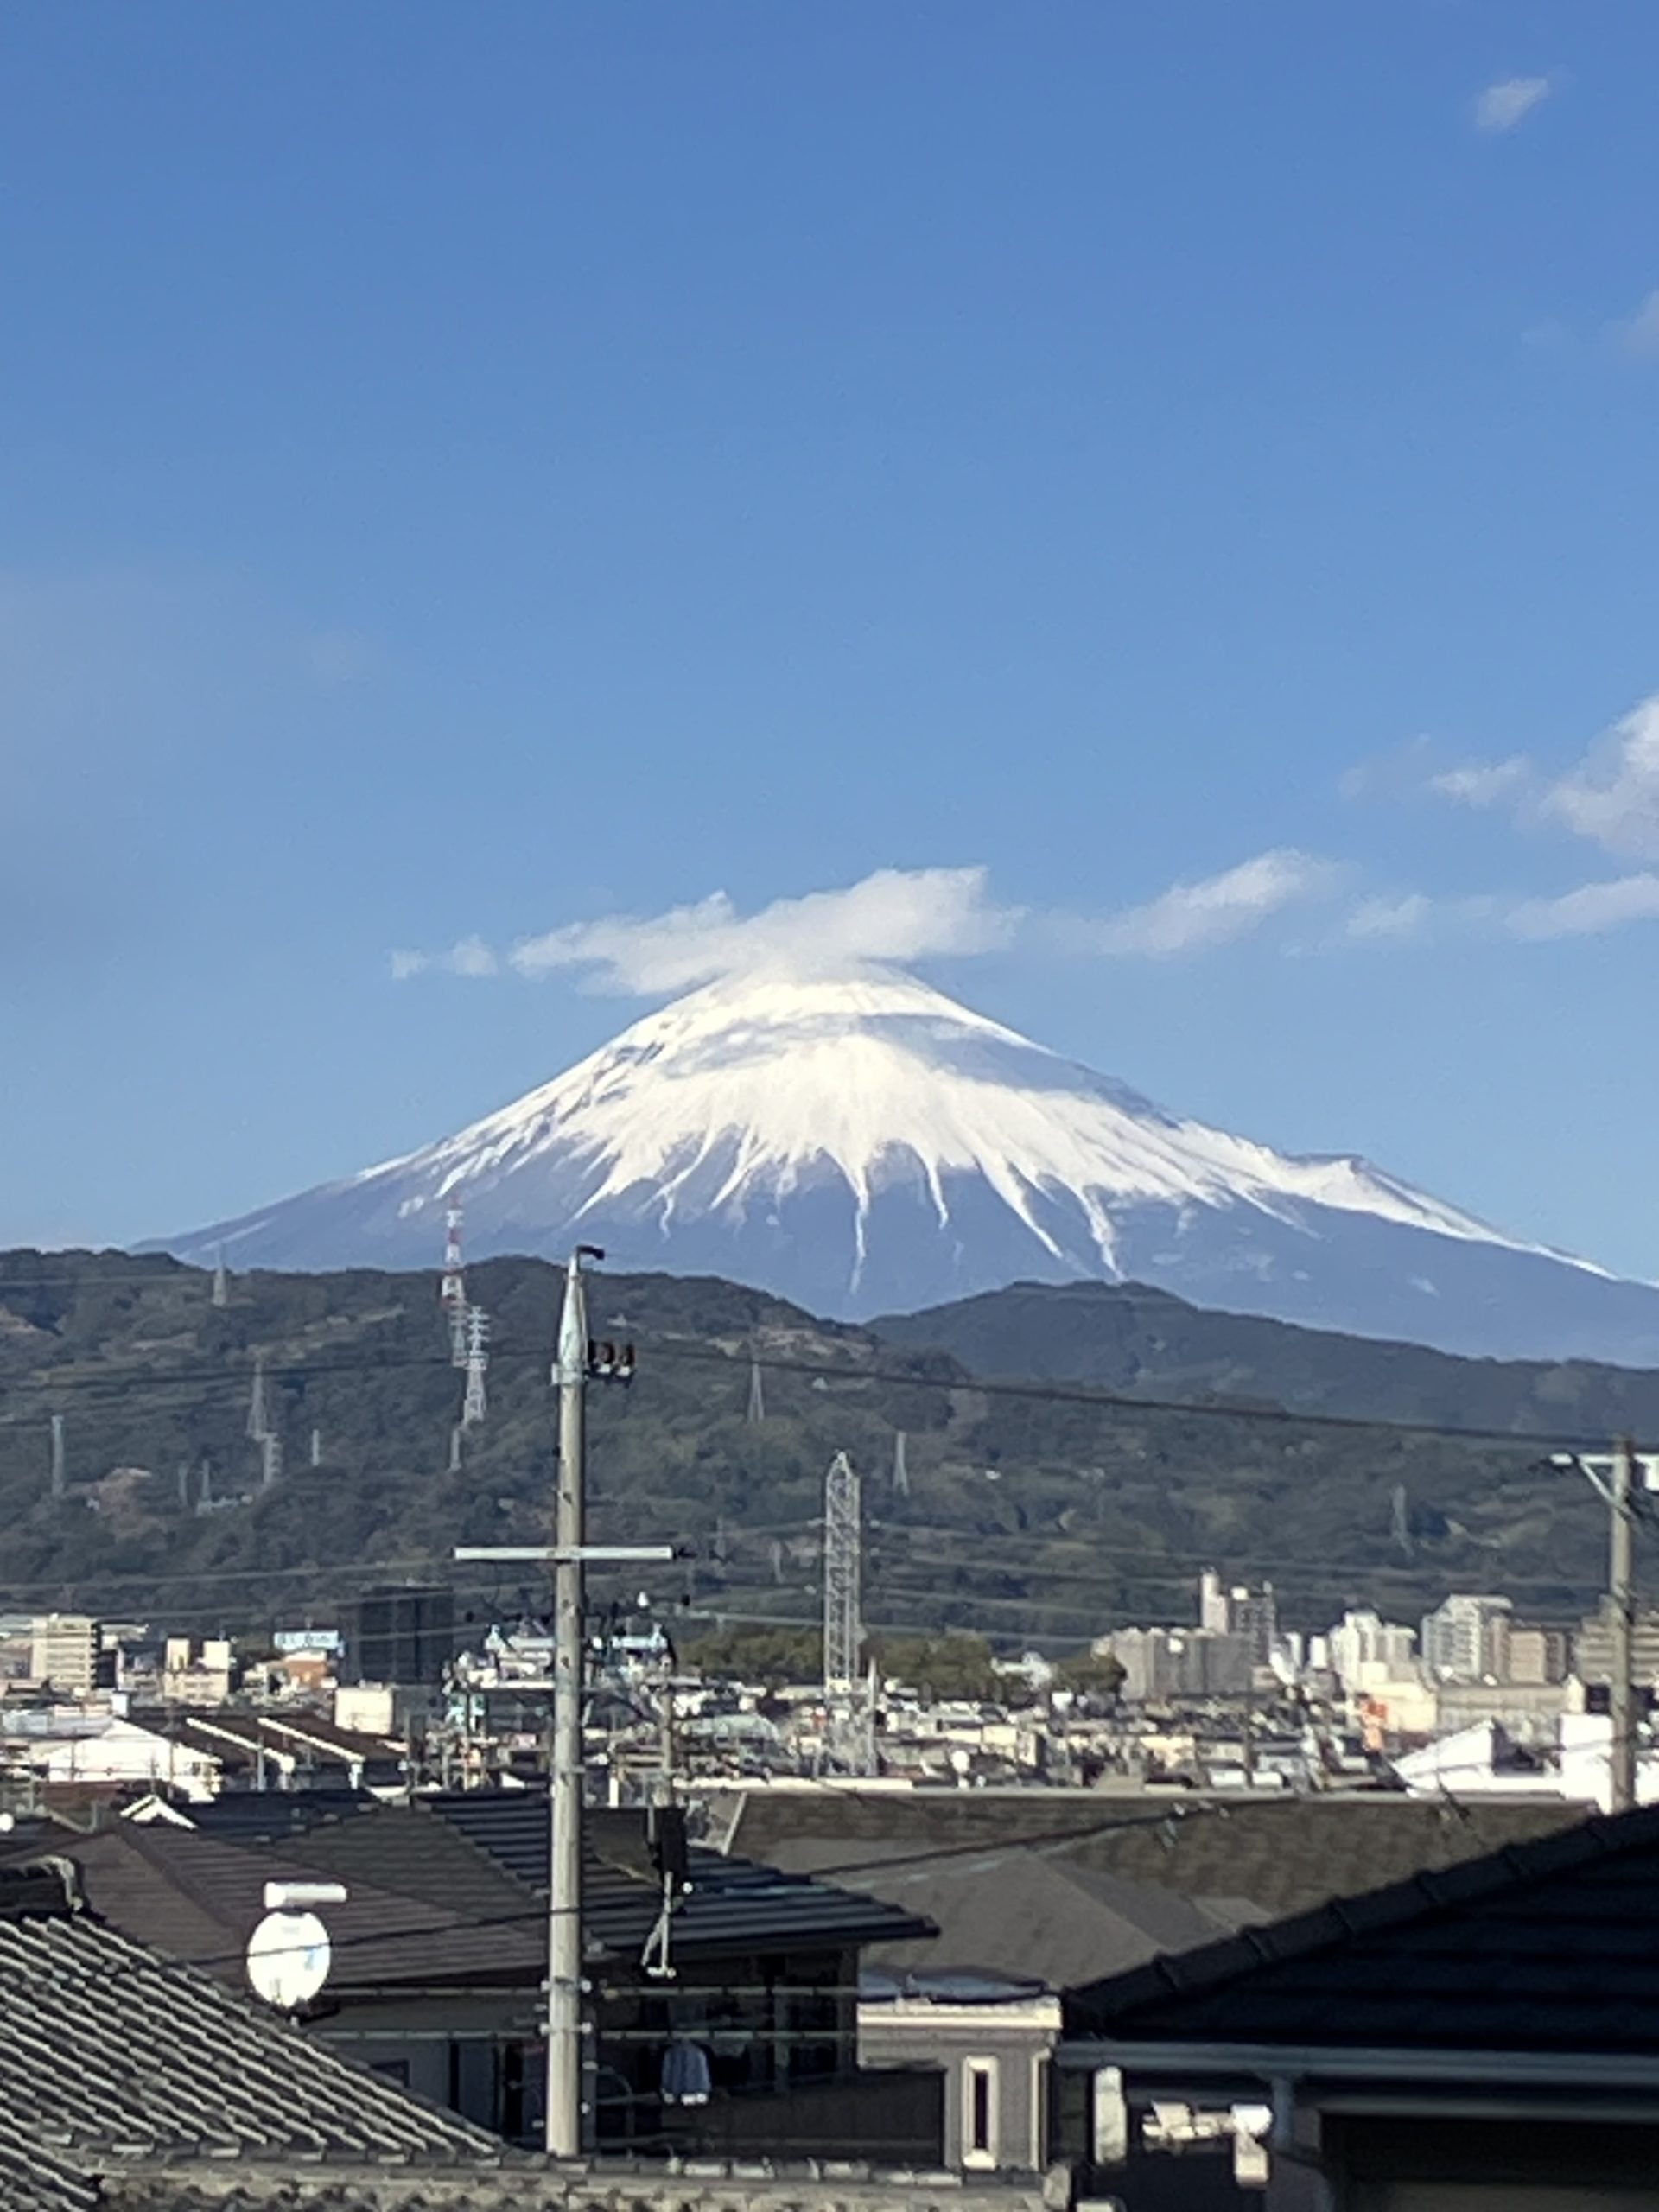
[1611,290,1659,360]
[509,868,1020,993]
[1473,75,1552,133]
[1540,693,1659,856]
[1347,893,1434,942]
[1507,874,1659,940]
[393,853,1344,993]
[390,934,499,981]
[1058,850,1341,958]
[1428,756,1532,809]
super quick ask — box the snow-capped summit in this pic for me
[156,965,1659,1362]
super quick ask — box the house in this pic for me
[1059,1802,1659,2209]
[713,1784,1599,2179]
[5,1788,938,2160]
[0,1853,1053,2212]
[0,1855,506,2208]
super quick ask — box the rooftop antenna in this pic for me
[247,1351,269,1442]
[823,1452,862,1695]
[211,1245,229,1310]
[747,1355,766,1425]
[892,1429,910,1498]
[461,1304,489,1428]
[440,1202,468,1367]
[48,1414,65,1501]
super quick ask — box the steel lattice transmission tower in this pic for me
[440,1204,468,1367]
[461,1305,490,1429]
[823,1452,862,1694]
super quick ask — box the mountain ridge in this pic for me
[2,1246,1655,1637]
[149,966,1659,1363]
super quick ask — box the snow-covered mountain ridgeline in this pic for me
[155,968,1659,1363]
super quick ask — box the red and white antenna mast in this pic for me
[440,1202,468,1367]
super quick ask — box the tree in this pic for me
[874,1631,1000,1702]
[1053,1647,1125,1702]
[682,1622,820,1687]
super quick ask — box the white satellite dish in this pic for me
[245,1906,333,2011]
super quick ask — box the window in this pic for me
[963,2056,998,2169]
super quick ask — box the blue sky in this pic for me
[7,3,1659,1281]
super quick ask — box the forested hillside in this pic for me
[0,1249,1643,1646]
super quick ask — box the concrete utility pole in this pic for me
[48,1414,65,1500]
[455,1248,668,2160]
[1612,1440,1637,1817]
[1554,1440,1659,1814]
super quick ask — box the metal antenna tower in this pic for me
[247,1351,269,1442]
[892,1430,910,1497]
[49,1414,65,1500]
[211,1246,229,1309]
[440,1203,468,1367]
[461,1305,489,1428]
[823,1452,862,1694]
[747,1357,766,1424]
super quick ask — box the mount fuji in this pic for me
[155,967,1659,1363]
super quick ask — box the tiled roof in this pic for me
[816,1847,1251,1987]
[428,1794,935,1957]
[0,1876,501,2211]
[720,1786,1591,1923]
[2,1823,543,1989]
[1065,1802,1659,2053]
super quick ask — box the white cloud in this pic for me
[1061,849,1341,958]
[1506,873,1659,941]
[1347,893,1434,941]
[390,934,499,981]
[1541,693,1659,856]
[508,867,1020,993]
[1473,75,1552,133]
[1428,756,1532,809]
[1611,290,1659,359]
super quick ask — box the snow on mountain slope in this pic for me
[153,967,1659,1363]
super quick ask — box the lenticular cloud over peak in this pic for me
[153,964,1659,1363]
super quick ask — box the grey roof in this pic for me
[0,1821,543,1989]
[1065,1802,1659,2055]
[790,1840,1255,1987]
[428,1793,935,1957]
[0,1872,501,2211]
[718,1786,1592,1924]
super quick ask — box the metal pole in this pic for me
[548,1249,593,2158]
[1611,1437,1637,1815]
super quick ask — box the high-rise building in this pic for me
[1197,1573,1278,1662]
[1419,1594,1513,1684]
[1327,1609,1419,1690]
[29,1613,99,1697]
[346,1586,455,1688]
